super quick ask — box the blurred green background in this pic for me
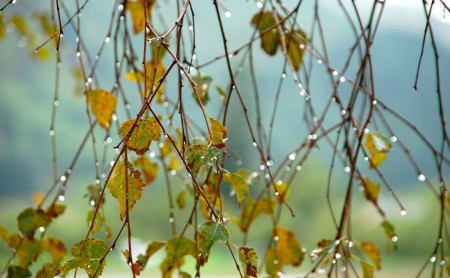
[0,0,449,277]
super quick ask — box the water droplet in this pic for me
[60,175,67,181]
[169,217,174,223]
[259,164,265,171]
[440,260,446,265]
[340,109,347,115]
[274,235,279,241]
[170,170,176,176]
[56,62,62,68]
[236,159,242,166]
[224,10,231,17]
[112,114,118,121]
[104,37,110,43]
[78,13,82,18]
[87,77,93,83]
[317,59,323,64]
[266,160,273,166]
[96,179,100,184]
[110,160,115,166]
[59,33,64,38]
[76,37,80,43]
[188,25,193,31]
[339,76,346,83]
[281,73,287,78]
[288,152,296,161]
[437,238,443,244]
[264,173,270,179]
[237,66,243,72]
[364,156,369,161]
[418,174,426,181]
[54,100,59,106]
[67,168,72,174]
[49,130,55,136]
[372,100,377,105]
[299,44,305,49]
[392,235,398,242]
[39,226,45,232]
[125,103,131,110]
[118,4,124,11]
[430,255,436,263]
[34,49,38,54]
[335,253,341,259]
[58,195,65,201]
[119,15,124,21]
[115,61,121,68]
[90,200,96,206]
[284,166,290,171]
[296,165,302,171]
[95,55,100,60]
[256,1,263,8]
[340,266,347,272]
[163,102,169,107]
[317,268,325,274]
[400,209,407,216]
[344,166,350,173]
[273,259,278,265]
[364,128,369,134]
[252,141,257,147]
[76,51,81,57]
[332,70,338,76]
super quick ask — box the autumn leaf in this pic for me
[361,260,375,278]
[118,118,161,155]
[46,203,66,219]
[135,156,158,185]
[17,208,51,238]
[176,188,187,209]
[86,89,117,130]
[361,241,381,269]
[185,144,221,175]
[251,11,281,55]
[210,116,227,148]
[365,131,391,168]
[126,0,155,34]
[235,197,274,233]
[196,220,229,265]
[192,74,213,105]
[71,238,109,259]
[275,227,304,267]
[107,161,145,220]
[35,263,61,278]
[9,235,43,268]
[285,29,308,71]
[223,171,249,206]
[238,246,259,278]
[43,237,67,263]
[136,241,166,270]
[381,220,397,251]
[265,247,280,277]
[125,60,166,94]
[0,224,10,244]
[86,210,105,234]
[274,182,290,204]
[0,14,5,39]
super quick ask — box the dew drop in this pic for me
[95,55,100,60]
[437,238,443,244]
[49,130,55,136]
[400,209,407,216]
[110,160,115,166]
[115,61,121,68]
[96,179,101,184]
[390,136,397,142]
[344,166,350,173]
[59,33,64,38]
[392,235,398,242]
[252,141,257,147]
[256,1,263,8]
[332,70,338,76]
[317,268,325,274]
[118,4,124,11]
[281,73,287,78]
[372,100,377,105]
[34,49,38,54]
[60,175,67,182]
[104,37,111,43]
[39,226,45,232]
[273,235,279,241]
[90,200,96,206]
[259,164,265,171]
[335,253,341,259]
[273,259,278,265]
[112,114,118,121]
[149,152,156,158]
[340,266,347,272]
[169,217,174,223]
[170,170,176,176]
[163,102,169,107]
[188,25,193,31]
[125,103,131,110]
[340,109,347,115]
[440,260,446,265]
[284,166,290,171]
[288,152,296,161]
[418,174,426,181]
[339,76,346,83]
[56,62,61,68]
[236,159,242,166]
[364,156,369,161]
[76,51,81,57]
[54,100,59,106]
[296,165,302,171]
[299,44,305,49]
[58,195,65,202]
[76,37,80,43]
[87,77,93,83]
[224,10,231,17]
[430,255,436,263]
[266,160,273,166]
[364,128,369,134]
[317,59,323,64]
[264,173,270,179]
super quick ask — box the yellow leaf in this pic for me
[126,0,155,34]
[361,241,381,269]
[135,156,158,185]
[365,131,391,168]
[275,182,290,204]
[118,118,161,155]
[0,14,6,39]
[361,178,380,203]
[210,116,227,148]
[285,29,308,71]
[275,227,304,267]
[361,260,375,278]
[87,89,117,130]
[223,171,249,206]
[43,237,67,263]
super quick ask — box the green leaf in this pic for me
[361,241,381,270]
[274,182,290,204]
[192,74,213,105]
[365,131,391,168]
[285,29,308,71]
[361,177,380,203]
[223,171,249,206]
[107,161,145,220]
[86,89,117,130]
[135,156,159,185]
[43,237,67,263]
[238,246,259,278]
[0,14,6,39]
[275,227,304,267]
[7,265,32,278]
[361,260,375,278]
[176,188,187,209]
[265,247,280,277]
[87,210,105,234]
[63,257,105,278]
[381,220,397,251]
[251,11,281,55]
[235,197,274,233]
[197,220,229,265]
[35,262,61,278]
[118,118,162,155]
[17,208,50,237]
[210,116,227,148]
[136,241,166,270]
[185,144,221,175]
[71,238,109,259]
[160,236,196,277]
